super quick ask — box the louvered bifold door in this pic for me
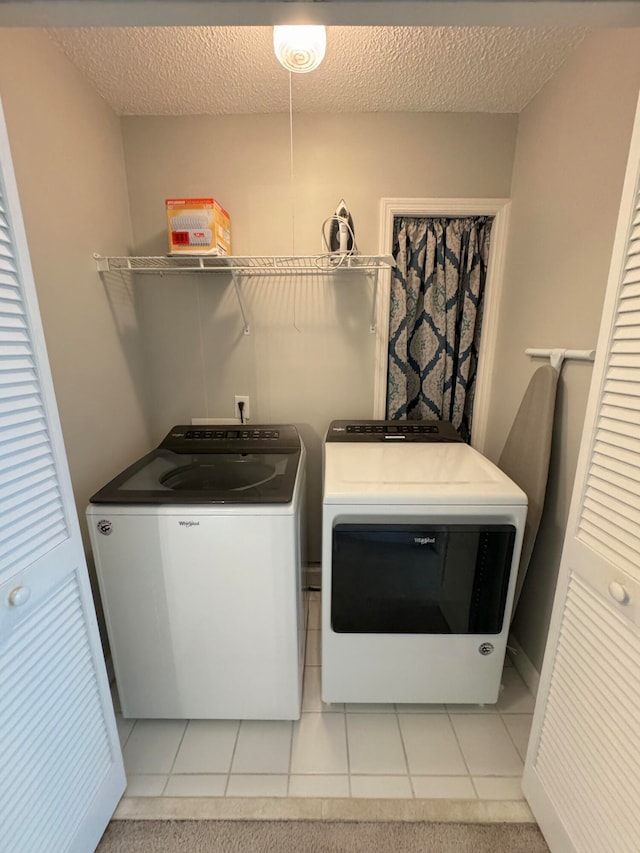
[0,182,70,577]
[579,193,640,578]
[523,92,640,853]
[0,100,125,852]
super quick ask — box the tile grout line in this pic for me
[162,720,189,796]
[447,708,478,800]
[342,679,352,798]
[223,721,242,797]
[495,711,526,777]
[120,716,136,751]
[286,707,295,797]
[297,608,307,727]
[448,704,526,793]
[499,710,531,764]
[498,668,535,770]
[470,775,481,799]
[119,716,136,799]
[394,709,415,799]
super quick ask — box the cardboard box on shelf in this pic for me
[166,198,231,255]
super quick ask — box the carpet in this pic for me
[97,819,549,852]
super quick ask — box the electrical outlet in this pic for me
[235,395,250,421]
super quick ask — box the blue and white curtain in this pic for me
[386,216,493,442]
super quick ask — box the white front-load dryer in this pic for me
[321,420,527,705]
[87,424,306,720]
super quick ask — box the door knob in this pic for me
[608,581,629,605]
[8,585,31,607]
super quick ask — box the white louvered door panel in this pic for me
[578,202,640,581]
[533,572,640,853]
[0,166,69,577]
[0,564,117,853]
[523,92,640,852]
[0,99,125,852]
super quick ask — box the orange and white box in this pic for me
[166,198,231,255]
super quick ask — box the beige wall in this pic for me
[485,29,640,672]
[0,30,151,563]
[121,112,518,559]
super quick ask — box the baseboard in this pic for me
[508,632,540,698]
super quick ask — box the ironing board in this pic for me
[498,364,559,617]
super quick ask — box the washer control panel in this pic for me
[160,424,299,453]
[183,429,280,441]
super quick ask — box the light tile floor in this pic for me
[114,592,535,803]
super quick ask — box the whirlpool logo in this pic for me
[414,536,436,545]
[179,520,200,528]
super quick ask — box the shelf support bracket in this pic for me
[94,254,110,273]
[370,268,380,334]
[231,271,251,335]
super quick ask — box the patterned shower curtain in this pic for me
[386,216,493,442]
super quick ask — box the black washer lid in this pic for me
[88,424,302,505]
[325,419,463,443]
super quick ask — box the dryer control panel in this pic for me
[326,419,463,443]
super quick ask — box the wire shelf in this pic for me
[94,253,395,275]
[94,253,394,335]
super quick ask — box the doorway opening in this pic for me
[375,198,511,456]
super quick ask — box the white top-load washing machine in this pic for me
[322,420,527,705]
[87,424,306,720]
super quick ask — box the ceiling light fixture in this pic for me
[273,25,326,74]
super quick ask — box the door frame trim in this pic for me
[375,197,511,455]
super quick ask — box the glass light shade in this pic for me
[273,25,326,74]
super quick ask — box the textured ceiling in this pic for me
[47,26,586,115]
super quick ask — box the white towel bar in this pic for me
[525,348,596,371]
